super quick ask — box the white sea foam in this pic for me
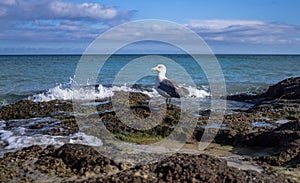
[29,83,209,103]
[0,99,8,107]
[0,118,103,157]
[185,86,210,98]
[68,132,103,146]
[29,84,159,102]
[0,131,103,156]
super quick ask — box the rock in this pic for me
[0,145,55,182]
[2,144,292,182]
[53,144,123,176]
[226,93,263,103]
[0,100,73,120]
[99,102,181,144]
[262,77,300,100]
[240,121,300,167]
[83,153,291,183]
[193,111,273,146]
[227,76,300,103]
[112,91,151,106]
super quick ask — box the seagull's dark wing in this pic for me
[158,79,180,98]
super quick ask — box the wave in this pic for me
[0,119,103,157]
[185,86,210,98]
[28,84,158,102]
[28,83,210,103]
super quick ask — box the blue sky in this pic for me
[0,0,300,54]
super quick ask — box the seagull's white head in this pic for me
[151,64,167,77]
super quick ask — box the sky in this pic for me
[0,0,300,54]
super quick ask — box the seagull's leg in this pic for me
[166,98,171,108]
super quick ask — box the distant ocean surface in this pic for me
[0,54,300,106]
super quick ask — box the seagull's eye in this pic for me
[158,66,161,68]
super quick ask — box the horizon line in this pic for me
[1,53,300,56]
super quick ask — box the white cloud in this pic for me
[1,0,134,22]
[187,20,264,31]
[49,1,117,20]
[82,19,300,47]
[186,19,300,44]
[0,0,135,42]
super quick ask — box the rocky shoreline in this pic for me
[0,77,300,182]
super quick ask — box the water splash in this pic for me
[0,119,103,157]
[28,79,210,103]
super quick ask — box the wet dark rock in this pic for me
[194,128,238,145]
[248,102,300,121]
[0,144,128,182]
[262,77,300,100]
[0,100,73,120]
[240,128,296,148]
[1,144,293,182]
[112,91,151,106]
[0,145,55,182]
[130,106,151,119]
[240,121,300,167]
[219,78,300,146]
[53,144,123,176]
[193,111,275,146]
[83,153,291,183]
[227,76,300,103]
[226,93,263,103]
[96,101,112,113]
[44,117,79,136]
[99,103,181,143]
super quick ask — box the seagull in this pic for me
[151,64,189,106]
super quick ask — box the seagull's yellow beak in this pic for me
[151,67,157,71]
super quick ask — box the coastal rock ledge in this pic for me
[227,76,300,103]
[0,77,300,182]
[0,144,291,183]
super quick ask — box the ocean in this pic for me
[0,54,299,106]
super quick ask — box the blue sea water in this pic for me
[0,54,299,105]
